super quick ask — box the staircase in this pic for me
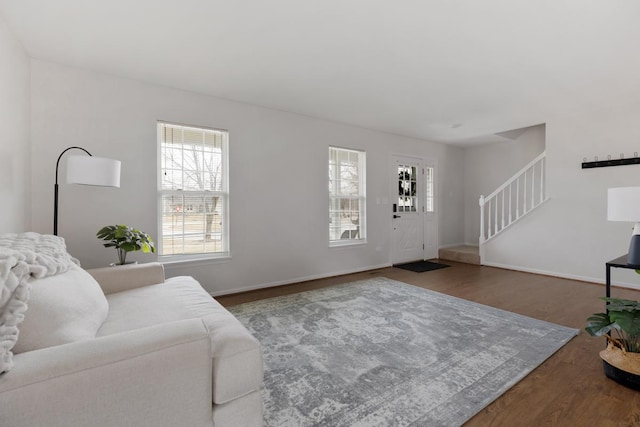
[478,151,548,261]
[437,151,547,266]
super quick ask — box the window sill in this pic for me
[329,240,368,249]
[159,253,231,267]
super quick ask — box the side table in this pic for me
[603,254,640,389]
[605,254,640,302]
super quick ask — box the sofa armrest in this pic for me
[201,312,264,404]
[0,319,213,427]
[87,262,165,295]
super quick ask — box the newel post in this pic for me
[479,195,485,244]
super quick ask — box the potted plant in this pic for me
[585,297,640,389]
[97,224,156,265]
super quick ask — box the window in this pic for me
[158,122,229,259]
[329,147,366,245]
[425,166,434,213]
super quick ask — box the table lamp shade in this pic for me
[608,187,640,265]
[66,155,121,187]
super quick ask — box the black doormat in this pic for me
[393,260,450,272]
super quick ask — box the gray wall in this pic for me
[0,15,30,233]
[483,109,640,288]
[29,60,465,295]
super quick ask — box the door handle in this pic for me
[393,214,401,219]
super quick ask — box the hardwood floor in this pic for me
[216,261,640,426]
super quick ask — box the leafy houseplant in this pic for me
[586,297,640,388]
[97,225,156,265]
[586,297,640,352]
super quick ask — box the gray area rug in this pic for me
[229,278,578,426]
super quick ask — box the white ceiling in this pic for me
[1,0,639,145]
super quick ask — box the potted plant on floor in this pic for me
[585,297,640,389]
[97,224,156,265]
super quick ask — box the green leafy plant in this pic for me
[585,297,640,353]
[96,224,156,265]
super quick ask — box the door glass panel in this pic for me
[398,165,417,212]
[426,166,434,213]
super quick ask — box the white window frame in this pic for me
[329,146,366,247]
[425,165,435,213]
[157,121,230,261]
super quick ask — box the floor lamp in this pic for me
[54,146,121,236]
[608,187,640,265]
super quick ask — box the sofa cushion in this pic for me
[13,264,109,354]
[97,276,225,335]
[98,276,263,404]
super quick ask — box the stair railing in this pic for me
[479,151,547,245]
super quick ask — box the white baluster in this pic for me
[479,195,485,243]
[523,171,527,214]
[494,197,498,234]
[531,165,535,207]
[501,190,505,230]
[540,157,545,202]
[508,183,512,224]
[488,199,492,237]
[516,176,520,218]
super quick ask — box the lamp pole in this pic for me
[54,146,92,236]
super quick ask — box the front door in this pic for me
[391,156,424,264]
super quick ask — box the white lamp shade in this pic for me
[66,155,121,187]
[608,187,640,221]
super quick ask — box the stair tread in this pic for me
[440,245,479,254]
[439,245,480,265]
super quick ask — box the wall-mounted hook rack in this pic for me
[582,154,640,169]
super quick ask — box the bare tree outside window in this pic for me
[329,147,366,244]
[159,123,229,257]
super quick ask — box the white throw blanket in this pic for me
[0,232,78,373]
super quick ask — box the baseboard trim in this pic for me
[209,262,393,297]
[482,261,640,291]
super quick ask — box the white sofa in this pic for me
[0,261,264,427]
